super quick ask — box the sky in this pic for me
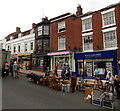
[0,0,120,39]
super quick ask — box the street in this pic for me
[2,74,119,110]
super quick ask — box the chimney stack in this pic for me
[16,27,21,33]
[32,23,36,29]
[42,16,48,22]
[76,4,83,16]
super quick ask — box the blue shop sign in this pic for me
[74,50,117,59]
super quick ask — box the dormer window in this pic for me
[10,36,13,40]
[58,21,66,33]
[18,33,22,38]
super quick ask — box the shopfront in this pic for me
[47,51,74,75]
[18,53,32,70]
[32,53,50,72]
[74,50,118,79]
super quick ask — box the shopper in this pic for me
[13,61,19,78]
[106,71,114,93]
[94,75,103,89]
[10,61,14,77]
[65,64,71,80]
[61,64,66,79]
[114,75,120,99]
[4,61,10,76]
[54,65,58,77]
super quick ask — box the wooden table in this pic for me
[78,81,94,90]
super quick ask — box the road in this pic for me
[2,74,119,110]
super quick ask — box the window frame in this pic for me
[101,8,116,28]
[58,21,66,33]
[38,26,43,36]
[43,25,49,35]
[58,36,66,50]
[82,32,93,52]
[82,15,92,32]
[102,27,117,50]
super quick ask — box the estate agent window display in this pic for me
[78,59,113,78]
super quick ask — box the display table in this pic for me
[78,81,94,90]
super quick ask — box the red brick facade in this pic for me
[50,3,120,60]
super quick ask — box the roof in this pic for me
[50,12,75,22]
[22,29,31,36]
[79,2,120,18]
[5,32,16,40]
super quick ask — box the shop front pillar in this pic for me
[113,57,118,75]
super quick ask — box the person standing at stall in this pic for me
[54,65,58,77]
[114,75,120,99]
[106,71,114,93]
[61,64,66,79]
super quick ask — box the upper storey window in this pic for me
[43,25,49,35]
[82,15,92,32]
[38,25,49,36]
[101,8,116,28]
[58,21,66,33]
[38,26,42,36]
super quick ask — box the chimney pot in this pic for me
[32,23,36,29]
[16,27,21,33]
[76,4,83,16]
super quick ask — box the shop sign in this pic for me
[11,54,18,57]
[47,51,72,56]
[85,53,101,58]
[18,53,31,56]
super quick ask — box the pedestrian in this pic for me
[65,65,71,80]
[94,75,103,89]
[114,75,120,99]
[13,61,19,78]
[10,61,14,77]
[61,64,66,79]
[45,67,50,76]
[4,61,10,76]
[54,65,58,77]
[106,71,114,93]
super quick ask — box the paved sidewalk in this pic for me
[19,69,45,76]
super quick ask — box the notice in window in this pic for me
[86,62,92,77]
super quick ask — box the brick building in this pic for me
[48,3,120,78]
[32,17,50,71]
[74,3,120,78]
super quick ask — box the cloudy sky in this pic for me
[0,0,120,39]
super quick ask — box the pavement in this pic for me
[19,69,45,76]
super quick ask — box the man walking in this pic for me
[13,61,19,78]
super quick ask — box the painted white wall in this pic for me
[5,32,35,54]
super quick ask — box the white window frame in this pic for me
[82,15,92,32]
[101,8,116,28]
[24,43,28,52]
[38,26,42,36]
[18,44,21,53]
[82,32,93,52]
[102,27,117,50]
[30,42,33,51]
[58,21,66,33]
[58,36,66,50]
[13,45,16,53]
[43,25,49,35]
